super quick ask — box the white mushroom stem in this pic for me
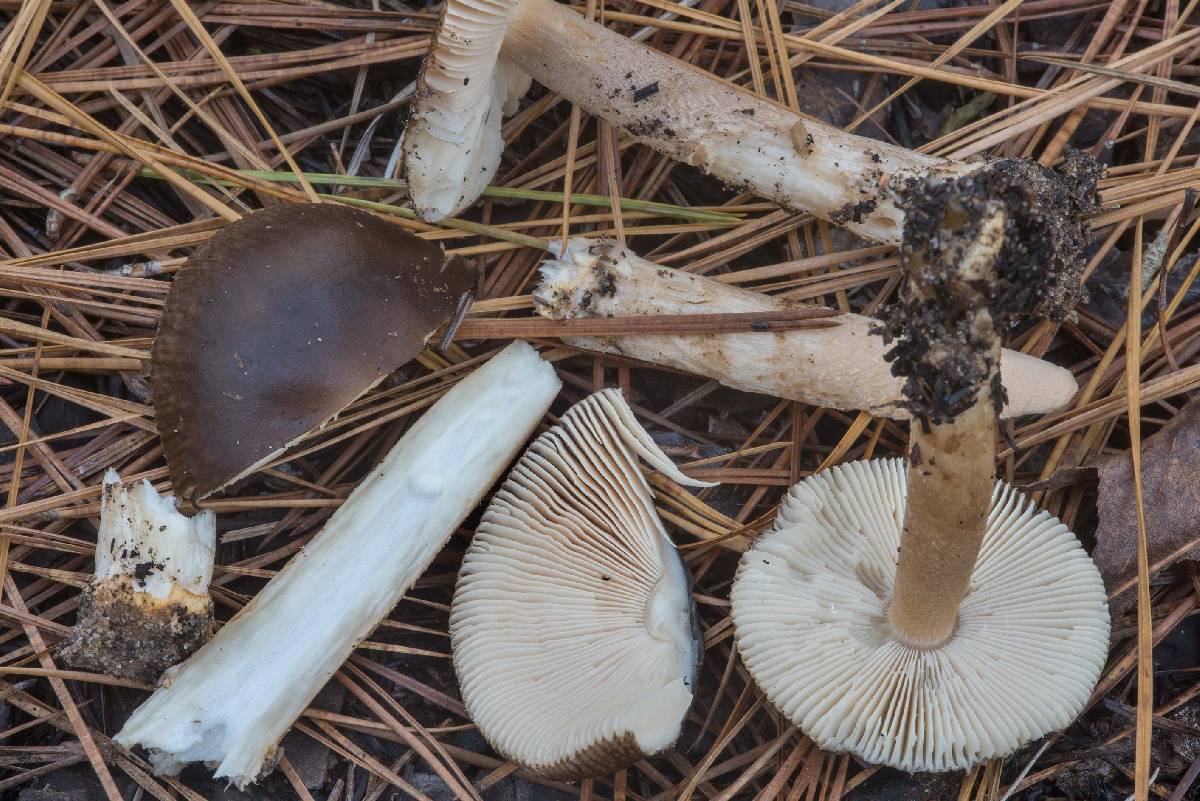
[61,471,215,683]
[535,238,1077,420]
[404,0,532,221]
[116,341,561,787]
[888,209,1006,648]
[93,469,215,608]
[500,0,978,242]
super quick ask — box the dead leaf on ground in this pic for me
[1094,396,1200,614]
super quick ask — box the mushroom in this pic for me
[152,201,475,503]
[535,237,1078,420]
[61,470,216,683]
[729,180,1110,771]
[117,341,561,787]
[451,388,711,779]
[403,0,1101,313]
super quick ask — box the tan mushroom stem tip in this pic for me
[498,0,974,243]
[452,389,711,780]
[731,458,1110,772]
[533,237,1077,420]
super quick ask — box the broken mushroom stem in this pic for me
[61,470,216,683]
[406,0,1102,316]
[886,206,1007,649]
[535,237,1077,420]
[501,0,968,242]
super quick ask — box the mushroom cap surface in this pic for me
[451,388,711,780]
[731,458,1110,772]
[152,202,474,502]
[402,0,531,221]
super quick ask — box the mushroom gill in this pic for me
[451,388,711,780]
[731,458,1110,772]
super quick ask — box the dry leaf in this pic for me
[1094,397,1200,613]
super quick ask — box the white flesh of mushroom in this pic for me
[452,388,712,779]
[403,0,531,221]
[94,469,215,604]
[116,341,561,786]
[731,458,1110,772]
[535,238,1078,419]
[61,471,215,682]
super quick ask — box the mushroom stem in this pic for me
[116,341,561,787]
[535,237,1076,420]
[61,470,216,683]
[887,207,1006,648]
[502,0,975,243]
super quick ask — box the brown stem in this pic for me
[887,209,1006,648]
[889,398,997,646]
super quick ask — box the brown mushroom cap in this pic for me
[152,202,474,501]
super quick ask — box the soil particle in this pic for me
[131,558,165,585]
[830,198,878,225]
[633,81,659,102]
[843,768,960,800]
[60,580,212,684]
[1052,756,1121,801]
[875,150,1102,423]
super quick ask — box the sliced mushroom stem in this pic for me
[116,341,561,787]
[61,470,216,684]
[500,0,971,243]
[535,237,1075,420]
[887,208,1006,648]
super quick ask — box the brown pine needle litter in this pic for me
[0,0,1197,799]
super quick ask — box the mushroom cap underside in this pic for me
[731,458,1110,772]
[152,202,474,502]
[451,389,708,780]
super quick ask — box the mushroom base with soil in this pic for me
[63,577,213,686]
[61,471,215,684]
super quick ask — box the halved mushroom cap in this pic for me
[731,458,1110,772]
[451,388,713,780]
[152,202,474,502]
[402,0,531,221]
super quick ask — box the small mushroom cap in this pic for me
[452,389,712,780]
[402,0,531,221]
[152,203,474,502]
[731,458,1110,772]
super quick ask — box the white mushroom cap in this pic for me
[403,0,531,221]
[452,388,713,779]
[731,458,1110,772]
